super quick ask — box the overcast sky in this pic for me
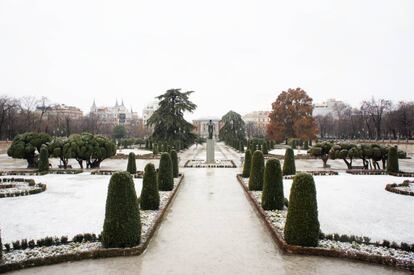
[0,0,413,120]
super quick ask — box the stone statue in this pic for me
[208,120,214,139]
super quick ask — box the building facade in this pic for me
[313,98,345,118]
[242,111,270,138]
[37,104,83,120]
[192,118,221,139]
[142,100,159,127]
[90,99,139,125]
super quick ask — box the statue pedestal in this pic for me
[206,139,215,163]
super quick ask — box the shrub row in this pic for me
[385,180,414,196]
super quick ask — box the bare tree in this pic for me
[360,97,391,140]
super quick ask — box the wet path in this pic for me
[11,143,406,274]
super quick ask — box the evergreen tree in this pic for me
[141,163,160,210]
[284,173,319,247]
[219,111,246,145]
[262,142,268,155]
[283,148,296,175]
[101,172,141,248]
[127,152,137,174]
[242,150,252,178]
[38,145,49,172]
[158,153,174,191]
[170,150,179,178]
[262,159,284,210]
[387,146,399,173]
[248,150,264,191]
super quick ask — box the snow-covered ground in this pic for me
[0,172,179,243]
[116,148,152,155]
[242,173,414,244]
[269,148,307,155]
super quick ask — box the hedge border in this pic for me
[0,169,83,176]
[385,181,414,196]
[346,169,387,175]
[389,171,414,177]
[90,170,144,178]
[111,154,160,160]
[183,160,237,168]
[0,175,185,273]
[0,178,46,199]
[282,170,338,179]
[236,174,414,272]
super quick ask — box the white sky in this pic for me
[0,0,413,120]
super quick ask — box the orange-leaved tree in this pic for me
[267,88,317,142]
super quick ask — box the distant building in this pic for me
[142,100,160,127]
[37,104,83,120]
[89,99,139,125]
[242,111,270,138]
[193,118,221,139]
[313,98,345,118]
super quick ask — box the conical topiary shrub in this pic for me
[262,142,268,155]
[284,173,319,247]
[127,152,137,174]
[248,150,264,191]
[170,150,179,178]
[101,172,141,248]
[141,163,160,210]
[0,228,2,259]
[153,143,158,155]
[158,152,174,191]
[262,159,284,210]
[283,147,296,176]
[242,150,252,178]
[38,145,49,172]
[239,141,244,152]
[387,146,399,173]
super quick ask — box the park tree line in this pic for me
[0,95,149,140]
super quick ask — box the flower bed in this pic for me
[236,175,414,271]
[385,180,414,196]
[0,175,184,273]
[90,170,144,178]
[184,159,236,168]
[0,178,46,198]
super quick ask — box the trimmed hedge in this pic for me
[101,172,141,248]
[262,159,284,210]
[140,163,160,210]
[170,150,179,178]
[158,153,174,191]
[284,173,319,247]
[248,150,264,191]
[262,142,268,155]
[242,150,252,178]
[283,148,296,176]
[387,146,399,173]
[38,145,49,172]
[126,152,137,174]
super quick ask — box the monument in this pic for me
[206,120,215,163]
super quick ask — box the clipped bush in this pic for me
[158,152,174,191]
[283,147,296,176]
[101,172,141,248]
[284,173,320,247]
[127,152,137,174]
[170,150,179,178]
[153,143,159,155]
[0,229,2,258]
[303,140,309,150]
[38,145,49,172]
[261,159,284,210]
[239,141,244,152]
[387,146,399,173]
[141,163,160,210]
[242,150,252,178]
[262,142,268,155]
[248,150,264,191]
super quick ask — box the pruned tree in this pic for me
[219,111,246,144]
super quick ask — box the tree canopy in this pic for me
[147,89,197,147]
[267,88,317,142]
[219,111,246,143]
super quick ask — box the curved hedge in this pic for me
[158,153,174,191]
[262,159,284,210]
[387,146,399,173]
[126,152,137,174]
[283,148,296,176]
[248,150,264,191]
[284,173,319,247]
[101,172,141,248]
[170,150,179,178]
[242,150,252,178]
[141,163,160,210]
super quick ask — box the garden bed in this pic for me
[0,175,184,273]
[0,169,83,176]
[184,159,236,168]
[0,178,46,198]
[90,170,144,178]
[282,170,338,179]
[385,180,414,196]
[236,174,414,271]
[346,169,387,175]
[389,171,414,177]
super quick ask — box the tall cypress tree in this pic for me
[262,159,284,210]
[170,150,179,178]
[158,153,174,191]
[248,150,264,191]
[38,145,49,172]
[242,150,252,178]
